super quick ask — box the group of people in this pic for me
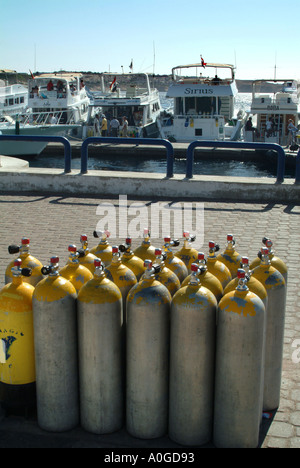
[245,116,299,146]
[93,114,128,137]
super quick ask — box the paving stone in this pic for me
[0,193,299,448]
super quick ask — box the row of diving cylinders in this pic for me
[0,230,287,448]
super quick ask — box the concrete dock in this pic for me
[0,146,299,448]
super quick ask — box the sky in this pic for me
[1,0,300,81]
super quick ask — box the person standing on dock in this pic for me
[121,116,128,137]
[287,119,298,147]
[110,117,120,137]
[101,114,107,136]
[94,114,100,136]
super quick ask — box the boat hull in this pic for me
[0,125,80,156]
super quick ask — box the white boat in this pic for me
[27,72,90,124]
[158,61,244,142]
[245,79,300,147]
[0,69,28,116]
[0,112,81,156]
[87,73,163,138]
[0,72,89,156]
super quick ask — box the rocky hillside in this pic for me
[0,71,284,93]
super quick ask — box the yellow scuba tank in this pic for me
[60,244,93,293]
[119,237,146,281]
[0,259,36,411]
[250,237,288,283]
[216,234,242,278]
[133,228,156,262]
[174,231,198,273]
[162,236,188,283]
[77,234,98,273]
[181,253,223,302]
[5,237,43,286]
[206,241,232,288]
[90,230,113,266]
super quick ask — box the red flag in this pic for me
[29,69,35,79]
[200,56,206,68]
[110,76,116,90]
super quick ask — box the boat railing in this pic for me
[80,137,174,178]
[2,110,77,127]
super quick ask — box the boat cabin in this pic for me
[248,79,300,145]
[0,69,28,116]
[27,72,90,124]
[161,62,240,142]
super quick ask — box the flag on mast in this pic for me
[110,76,117,90]
[129,60,133,71]
[29,69,35,79]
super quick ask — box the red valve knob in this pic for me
[237,269,246,279]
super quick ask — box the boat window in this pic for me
[185,97,196,114]
[175,98,183,115]
[195,97,214,114]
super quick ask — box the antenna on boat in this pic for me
[274,51,277,80]
[34,43,36,73]
[153,41,156,76]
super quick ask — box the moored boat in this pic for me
[158,60,245,142]
[27,72,90,124]
[245,79,300,148]
[0,72,89,156]
[0,69,28,117]
[87,72,163,138]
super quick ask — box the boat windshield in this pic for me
[28,74,84,99]
[98,73,151,95]
[172,63,235,84]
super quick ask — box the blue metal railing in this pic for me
[80,137,174,178]
[0,135,72,173]
[295,148,300,184]
[186,141,286,183]
[1,135,299,183]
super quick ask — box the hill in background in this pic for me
[0,70,285,93]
